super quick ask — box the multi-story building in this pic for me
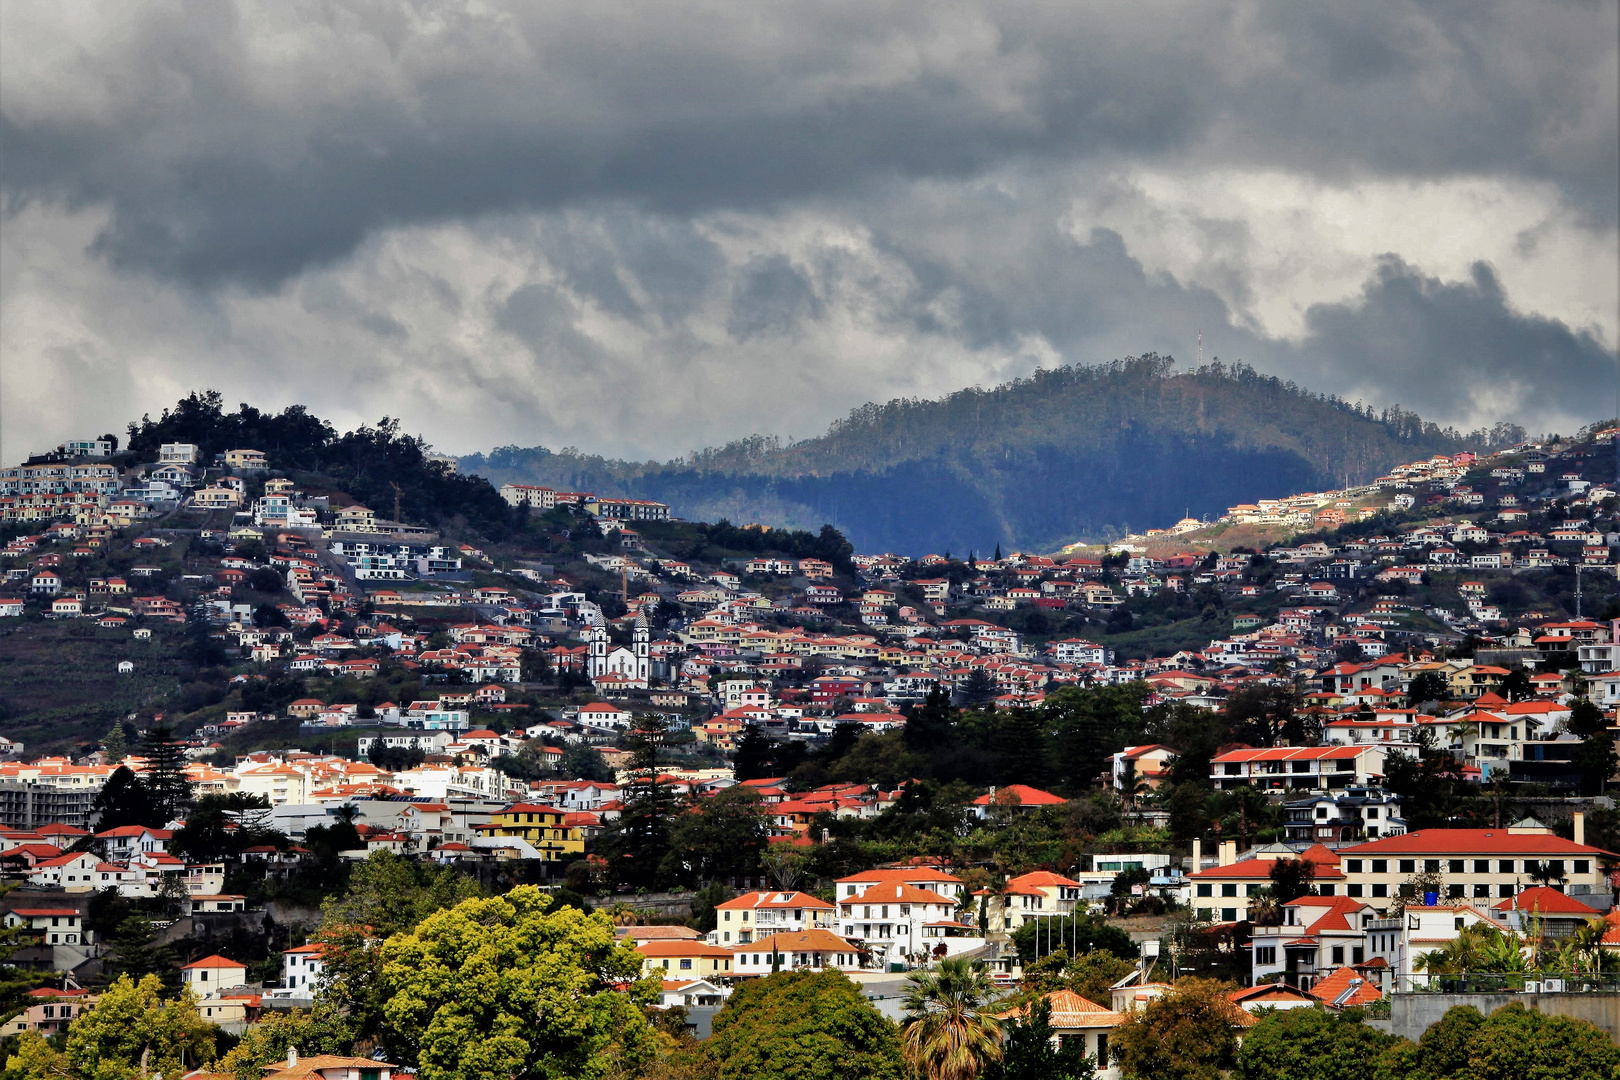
[711,891,836,947]
[986,871,1084,932]
[1210,745,1386,793]
[1189,844,1346,924]
[473,803,584,861]
[1335,824,1611,904]
[1282,788,1406,845]
[1250,896,1391,991]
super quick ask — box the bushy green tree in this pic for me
[1237,1006,1401,1080]
[314,851,481,1046]
[217,1004,356,1080]
[704,970,903,1080]
[33,973,218,1080]
[1113,978,1241,1080]
[381,886,653,1080]
[667,785,769,885]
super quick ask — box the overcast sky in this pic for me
[2,1,1616,463]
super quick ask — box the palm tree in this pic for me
[899,957,1004,1080]
[1247,886,1282,927]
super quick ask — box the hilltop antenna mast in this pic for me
[1197,329,1203,367]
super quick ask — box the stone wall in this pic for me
[1391,992,1620,1043]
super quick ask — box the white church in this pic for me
[587,617,650,691]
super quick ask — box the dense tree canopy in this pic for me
[1113,978,1243,1080]
[704,970,904,1080]
[381,886,654,1080]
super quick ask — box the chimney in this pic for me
[1574,811,1586,847]
[288,1048,298,1067]
[1220,840,1237,867]
[1192,838,1202,872]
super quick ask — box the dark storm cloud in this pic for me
[1280,257,1618,433]
[0,1,1614,463]
[2,1,1613,288]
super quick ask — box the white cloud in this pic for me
[1066,169,1619,347]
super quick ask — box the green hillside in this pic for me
[465,356,1525,554]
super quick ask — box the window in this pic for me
[1222,908,1238,922]
[723,912,730,922]
[1372,860,1387,874]
[1256,946,1277,965]
[1353,947,1364,964]
[1331,946,1345,964]
[1225,764,1242,775]
[1399,860,1415,874]
[1473,884,1490,898]
[1372,884,1388,898]
[1221,884,1238,897]
[1346,859,1363,873]
[1499,860,1515,874]
[1197,908,1214,921]
[1473,860,1490,874]
[1096,1034,1108,1064]
[1576,861,1591,874]
[1246,884,1261,896]
[1317,807,1330,819]
[1424,860,1441,873]
[1197,884,1213,897]
[1293,762,1311,773]
[1319,885,1335,896]
[1549,860,1565,875]
[679,959,692,970]
[1449,860,1465,874]
[1348,884,1364,897]
[1499,884,1515,898]
[1367,808,1379,819]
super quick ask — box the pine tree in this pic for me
[101,722,128,765]
[140,724,192,823]
[605,713,675,887]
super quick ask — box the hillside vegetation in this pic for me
[465,356,1525,554]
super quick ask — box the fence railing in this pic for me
[1398,972,1620,994]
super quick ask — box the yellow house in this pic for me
[476,803,584,861]
[635,939,734,979]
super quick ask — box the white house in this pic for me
[282,942,327,994]
[181,955,248,993]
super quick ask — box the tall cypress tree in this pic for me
[140,724,193,824]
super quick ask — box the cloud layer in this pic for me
[2,1,1615,461]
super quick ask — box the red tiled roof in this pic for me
[182,954,246,970]
[970,784,1066,807]
[1493,886,1599,916]
[1344,829,1612,857]
[1308,966,1382,1007]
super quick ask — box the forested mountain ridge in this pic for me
[464,356,1526,555]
